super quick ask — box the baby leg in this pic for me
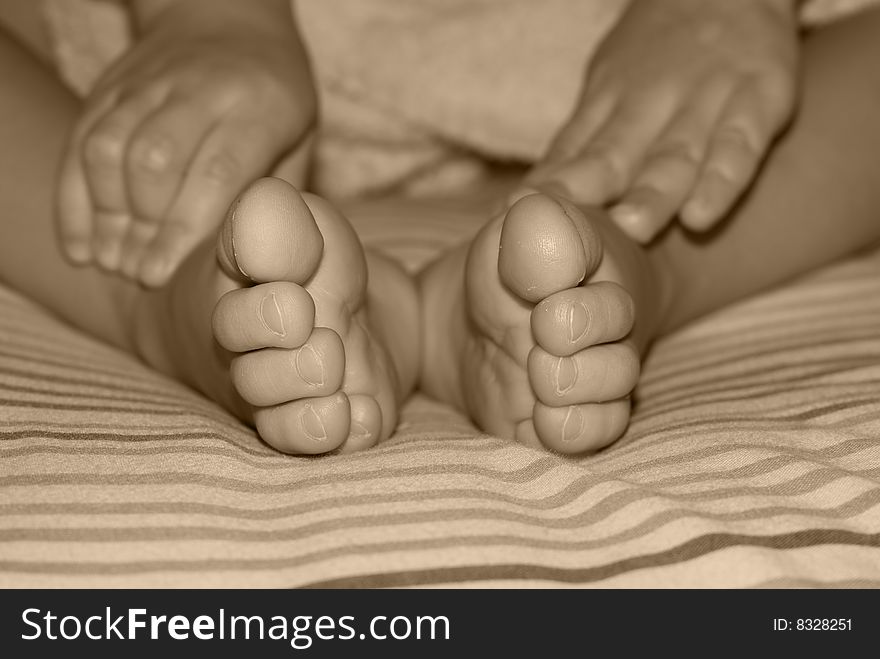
[420,7,880,453]
[0,29,418,454]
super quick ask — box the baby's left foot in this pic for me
[421,192,669,454]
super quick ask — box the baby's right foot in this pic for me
[135,178,418,454]
[421,192,670,454]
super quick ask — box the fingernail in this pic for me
[554,357,578,396]
[299,403,327,442]
[682,199,705,223]
[561,406,584,443]
[95,243,120,271]
[66,241,92,264]
[259,293,286,337]
[569,301,591,344]
[295,342,325,387]
[611,204,642,228]
[140,254,170,287]
[227,202,252,281]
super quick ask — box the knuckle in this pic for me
[211,70,286,111]
[584,144,627,182]
[708,132,758,183]
[648,140,700,168]
[130,213,162,230]
[128,133,176,174]
[705,164,737,187]
[198,149,242,185]
[715,124,755,154]
[83,129,126,168]
[708,144,757,184]
[213,81,252,109]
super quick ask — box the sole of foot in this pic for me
[422,191,662,455]
[163,178,404,455]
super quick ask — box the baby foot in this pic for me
[421,192,667,454]
[139,178,415,454]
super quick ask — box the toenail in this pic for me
[228,203,252,280]
[561,407,584,443]
[259,293,286,337]
[299,403,327,442]
[554,357,578,396]
[349,420,371,440]
[294,343,325,387]
[568,301,591,344]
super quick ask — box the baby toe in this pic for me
[533,399,632,454]
[213,282,316,352]
[498,193,602,303]
[254,392,351,455]
[217,178,324,285]
[336,394,383,454]
[531,281,635,356]
[527,342,640,407]
[230,327,344,407]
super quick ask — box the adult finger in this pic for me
[138,118,283,287]
[124,96,218,223]
[56,91,119,263]
[681,82,779,230]
[82,90,165,269]
[536,92,675,205]
[610,82,730,242]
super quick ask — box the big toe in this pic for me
[217,177,324,285]
[498,193,603,303]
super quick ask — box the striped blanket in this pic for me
[2,217,880,588]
